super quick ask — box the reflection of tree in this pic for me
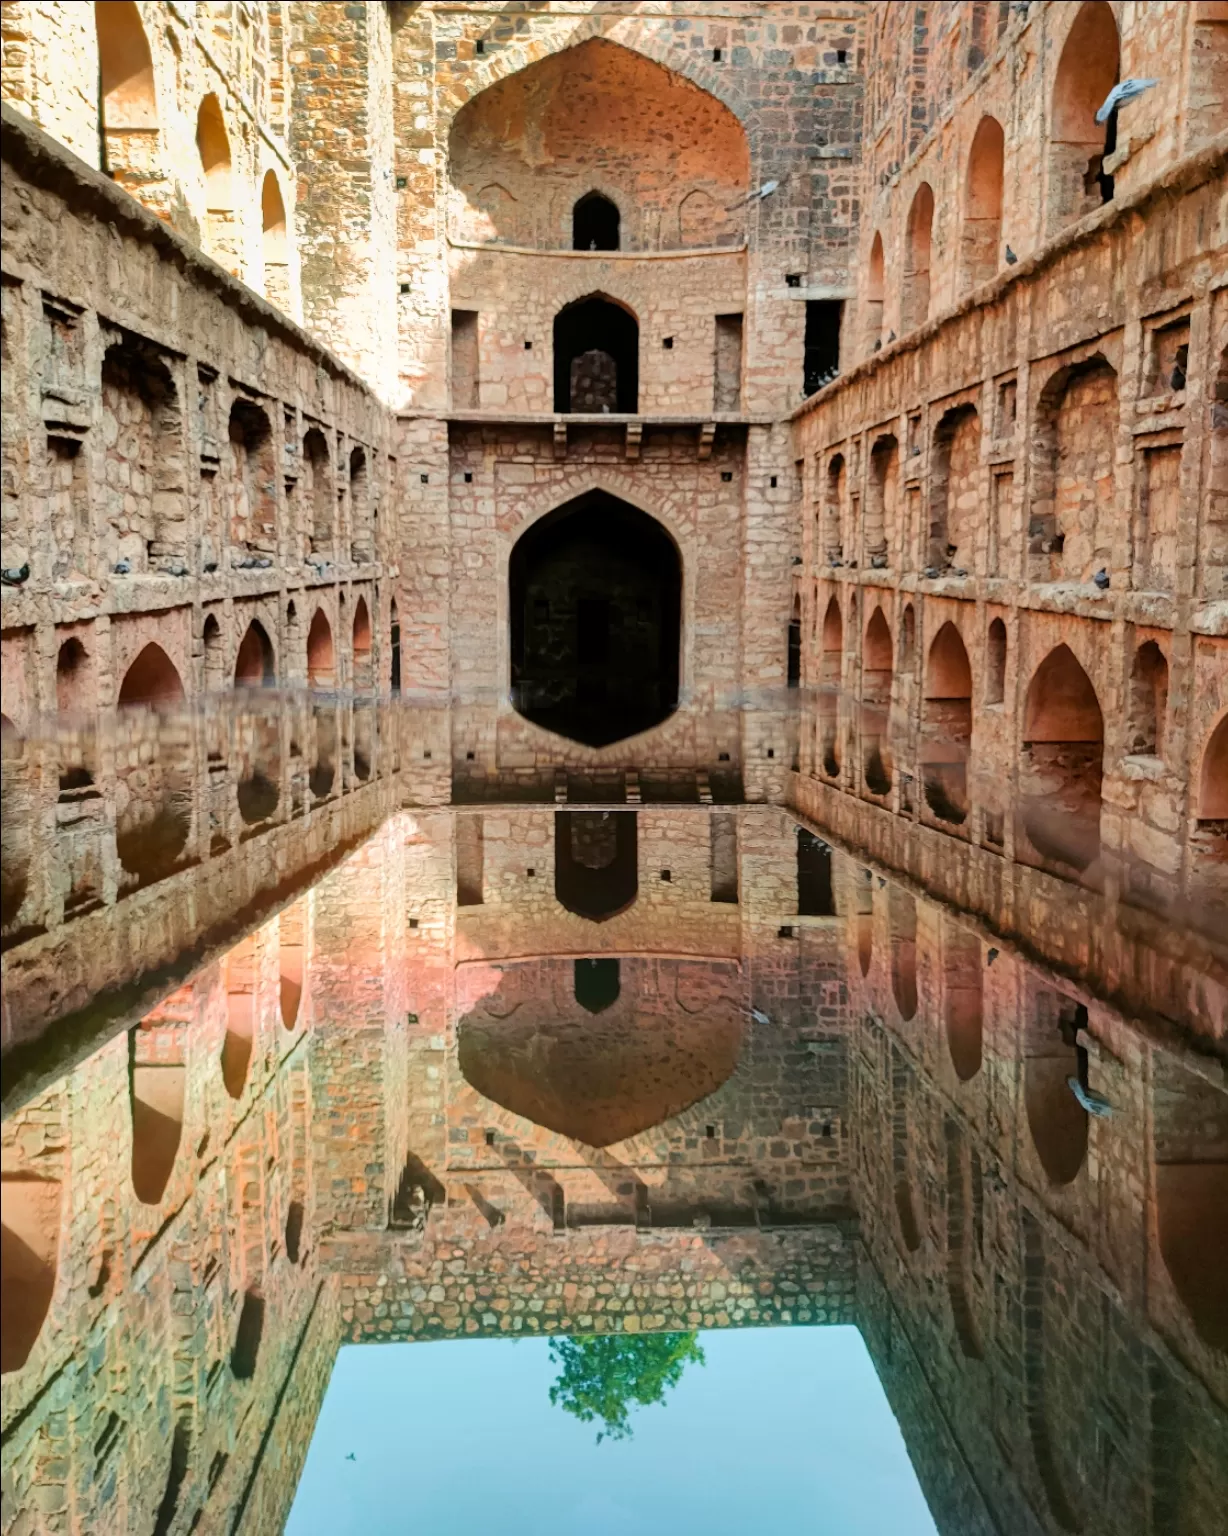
[548,1331,705,1442]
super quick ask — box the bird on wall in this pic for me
[1096,79,1159,123]
[1004,244,1018,264]
[1,563,29,585]
[1093,568,1111,590]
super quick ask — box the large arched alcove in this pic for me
[961,115,1004,290]
[1020,645,1104,872]
[922,622,973,825]
[115,645,191,886]
[448,38,749,249]
[1024,991,1089,1188]
[902,182,934,333]
[862,607,893,795]
[95,1,159,197]
[1048,1,1120,233]
[457,957,744,1146]
[510,493,680,746]
[129,1025,185,1206]
[553,295,639,412]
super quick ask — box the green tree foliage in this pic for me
[547,1330,705,1442]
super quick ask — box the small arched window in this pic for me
[261,171,290,308]
[865,232,885,355]
[573,193,620,251]
[96,0,157,179]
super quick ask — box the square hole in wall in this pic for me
[409,918,419,930]
[395,176,407,190]
[663,336,674,349]
[770,475,778,487]
[660,869,672,882]
[423,750,432,760]
[721,471,733,482]
[713,47,722,62]
[1145,316,1191,396]
[420,473,429,484]
[767,748,776,759]
[524,339,532,349]
[836,48,847,64]
[464,471,473,482]
[475,39,485,54]
[526,867,536,877]
[778,924,795,939]
[466,750,475,760]
[706,1124,717,1139]
[718,751,730,761]
[484,1128,495,1145]
[399,283,411,295]
[786,274,802,288]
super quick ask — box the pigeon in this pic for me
[203,560,219,573]
[877,876,886,889]
[1,563,29,586]
[757,179,780,200]
[750,1007,772,1026]
[1004,244,1018,265]
[1169,362,1186,391]
[113,559,131,574]
[1067,1076,1113,1118]
[923,566,940,579]
[887,330,896,343]
[1093,568,1111,590]
[873,338,882,351]
[986,947,999,965]
[345,1452,357,1462]
[1095,79,1159,124]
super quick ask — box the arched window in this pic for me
[306,610,335,691]
[303,428,333,556]
[95,1,157,194]
[922,623,973,825]
[234,620,275,689]
[944,922,983,1082]
[962,115,1004,290]
[555,811,637,921]
[573,192,620,251]
[100,340,184,573]
[352,597,373,690]
[902,183,934,333]
[119,643,185,708]
[864,232,885,355]
[889,890,918,1021]
[1127,640,1168,758]
[865,435,898,568]
[553,295,638,412]
[824,454,846,563]
[349,446,371,563]
[1020,645,1104,871]
[986,617,1007,705]
[227,400,275,559]
[1025,991,1089,1188]
[260,170,290,310]
[389,598,401,695]
[196,94,236,272]
[1048,1,1120,233]
[1030,358,1118,584]
[819,597,843,778]
[56,637,97,792]
[862,607,893,796]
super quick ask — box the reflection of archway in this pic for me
[129,1026,184,1205]
[944,921,983,1082]
[862,606,893,794]
[510,493,680,746]
[1024,991,1088,1187]
[457,957,743,1146]
[573,192,619,250]
[1153,1056,1228,1351]
[555,811,637,921]
[553,295,639,412]
[889,886,918,1021]
[116,645,190,885]
[855,867,873,977]
[234,620,274,687]
[0,1175,61,1374]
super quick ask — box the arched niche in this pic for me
[865,434,897,566]
[553,294,639,413]
[1020,645,1104,872]
[96,1,160,203]
[0,1174,61,1374]
[555,811,637,922]
[279,902,304,1030]
[574,957,620,1014]
[864,232,885,355]
[448,39,749,250]
[195,94,236,271]
[961,115,1004,289]
[234,620,275,688]
[985,616,1007,705]
[819,595,843,778]
[303,428,333,556]
[306,609,335,691]
[1127,640,1168,758]
[922,622,973,826]
[1152,1055,1228,1351]
[510,493,680,746]
[0,718,31,934]
[100,339,183,573]
[855,867,874,978]
[349,446,371,563]
[116,645,191,886]
[1030,357,1118,584]
[1048,1,1120,234]
[261,170,290,308]
[573,191,620,250]
[221,940,257,1100]
[56,637,97,792]
[928,403,980,572]
[902,182,934,333]
[230,1289,265,1380]
[862,606,893,795]
[227,398,275,560]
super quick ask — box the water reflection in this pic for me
[1,716,1226,1533]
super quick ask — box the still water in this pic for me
[1,699,1225,1534]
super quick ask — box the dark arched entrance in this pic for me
[553,296,638,412]
[510,492,680,746]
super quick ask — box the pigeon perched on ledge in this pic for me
[1004,244,1018,265]
[1,563,29,586]
[1093,568,1111,590]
